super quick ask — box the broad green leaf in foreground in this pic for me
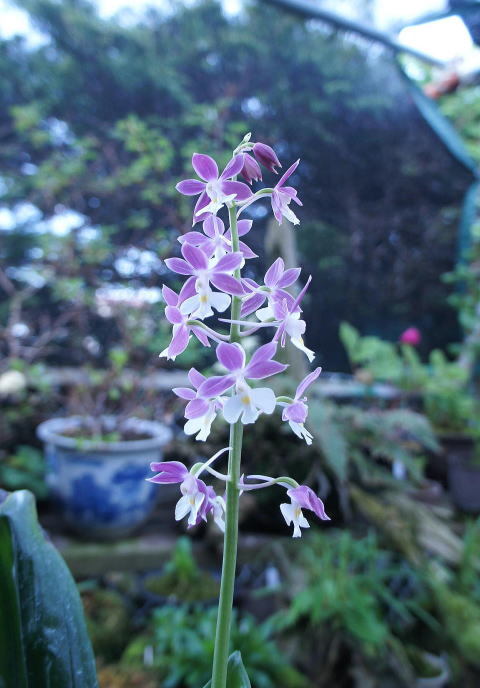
[0,490,98,688]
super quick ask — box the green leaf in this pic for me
[309,400,348,482]
[201,651,251,688]
[0,490,98,687]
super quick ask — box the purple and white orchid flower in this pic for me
[271,159,303,226]
[173,368,223,441]
[198,342,287,425]
[148,448,229,529]
[241,256,300,317]
[176,153,252,222]
[165,243,244,320]
[280,485,330,537]
[159,284,213,360]
[282,367,322,444]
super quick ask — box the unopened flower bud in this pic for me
[241,154,262,184]
[253,142,282,174]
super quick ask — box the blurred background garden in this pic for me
[2,0,480,686]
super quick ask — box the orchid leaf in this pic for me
[0,490,98,687]
[202,651,251,688]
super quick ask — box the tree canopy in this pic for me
[0,0,472,369]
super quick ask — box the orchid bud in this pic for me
[240,153,262,184]
[399,327,421,347]
[253,142,282,174]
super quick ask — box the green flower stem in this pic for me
[210,205,244,688]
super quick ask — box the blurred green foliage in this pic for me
[122,605,307,688]
[273,530,433,684]
[0,0,472,373]
[340,321,480,435]
[0,445,47,498]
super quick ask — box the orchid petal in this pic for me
[236,219,253,237]
[220,154,245,180]
[214,251,243,274]
[250,387,276,414]
[182,243,208,271]
[188,367,206,389]
[148,461,188,484]
[203,215,224,238]
[178,276,197,303]
[220,180,253,201]
[198,374,236,397]
[264,258,285,287]
[239,241,257,259]
[193,191,211,225]
[217,342,245,371]
[164,257,193,276]
[169,325,190,357]
[246,359,287,380]
[162,285,178,306]
[296,366,322,399]
[276,159,300,189]
[165,306,183,325]
[192,153,218,181]
[223,395,243,424]
[176,179,205,195]
[277,267,301,288]
[241,293,266,317]
[179,231,210,245]
[173,387,196,400]
[210,274,244,295]
[185,397,210,419]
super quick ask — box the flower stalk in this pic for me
[210,207,244,688]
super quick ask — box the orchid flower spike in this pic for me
[154,135,331,547]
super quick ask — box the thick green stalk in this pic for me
[210,205,244,688]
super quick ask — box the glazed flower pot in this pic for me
[37,415,172,539]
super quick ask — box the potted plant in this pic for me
[37,350,172,539]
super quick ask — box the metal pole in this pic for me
[263,0,447,66]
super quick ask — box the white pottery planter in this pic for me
[37,416,172,539]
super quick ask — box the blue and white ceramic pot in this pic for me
[37,416,172,539]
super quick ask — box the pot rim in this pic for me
[37,415,172,453]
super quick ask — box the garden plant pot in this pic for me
[37,415,172,539]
